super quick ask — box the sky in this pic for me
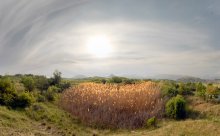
[0,0,220,78]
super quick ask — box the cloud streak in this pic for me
[0,0,220,78]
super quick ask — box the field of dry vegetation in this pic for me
[60,82,164,128]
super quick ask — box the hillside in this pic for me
[1,99,220,136]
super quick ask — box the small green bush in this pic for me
[109,76,123,83]
[21,76,35,91]
[12,92,33,108]
[57,81,71,92]
[165,95,187,120]
[45,86,59,101]
[162,86,178,98]
[196,82,206,99]
[0,78,17,106]
[145,117,157,128]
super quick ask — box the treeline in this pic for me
[0,70,71,109]
[160,80,220,120]
[161,80,220,101]
[74,76,142,84]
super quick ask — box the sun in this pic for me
[86,35,112,58]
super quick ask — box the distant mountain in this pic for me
[72,74,87,79]
[107,74,116,78]
[153,74,185,80]
[177,76,205,83]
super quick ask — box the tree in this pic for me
[51,70,62,85]
[21,76,35,91]
[109,76,123,83]
[34,76,50,91]
[196,82,206,99]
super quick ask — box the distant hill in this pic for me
[177,76,206,83]
[72,74,87,79]
[153,74,185,80]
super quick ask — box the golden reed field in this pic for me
[60,82,164,128]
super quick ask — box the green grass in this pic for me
[0,96,220,136]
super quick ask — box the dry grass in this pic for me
[60,82,164,128]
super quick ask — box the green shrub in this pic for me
[37,94,46,102]
[123,79,136,84]
[45,86,59,101]
[162,86,178,98]
[109,76,123,83]
[206,84,219,99]
[145,117,157,128]
[21,76,35,91]
[196,82,206,99]
[0,78,17,106]
[0,78,33,108]
[57,81,71,92]
[177,83,193,95]
[12,92,33,108]
[34,76,50,91]
[165,95,187,119]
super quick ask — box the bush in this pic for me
[45,86,59,101]
[162,85,178,98]
[165,95,187,120]
[109,76,123,83]
[123,79,136,84]
[196,82,206,99]
[0,78,33,108]
[0,78,17,106]
[145,117,157,128]
[177,83,193,95]
[21,76,35,91]
[206,84,219,99]
[57,81,71,92]
[34,76,50,91]
[12,92,33,108]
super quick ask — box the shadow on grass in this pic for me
[187,109,206,120]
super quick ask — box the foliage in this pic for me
[165,95,187,120]
[0,78,33,108]
[21,76,35,91]
[0,78,17,106]
[123,79,136,84]
[206,84,220,100]
[56,81,71,92]
[145,117,157,128]
[34,76,50,91]
[161,81,196,98]
[108,76,123,83]
[161,82,178,98]
[12,92,33,108]
[51,70,62,85]
[45,86,60,101]
[206,84,219,95]
[196,82,206,99]
[177,83,194,95]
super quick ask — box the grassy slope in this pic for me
[0,97,220,136]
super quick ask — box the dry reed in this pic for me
[60,82,164,128]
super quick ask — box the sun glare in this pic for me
[86,35,112,58]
